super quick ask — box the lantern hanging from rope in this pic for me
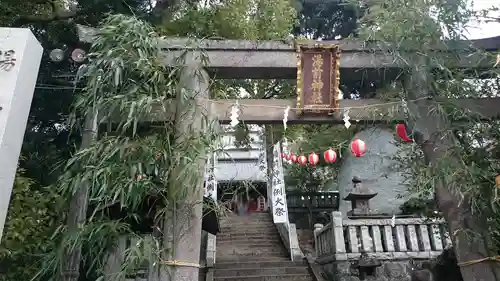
[324,149,337,163]
[290,154,297,163]
[350,138,367,157]
[308,152,319,166]
[297,155,307,165]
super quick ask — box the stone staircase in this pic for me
[215,212,313,281]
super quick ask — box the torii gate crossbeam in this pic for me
[77,25,499,79]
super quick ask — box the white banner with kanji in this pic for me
[271,142,288,223]
[204,151,217,200]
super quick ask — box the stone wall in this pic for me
[322,260,424,281]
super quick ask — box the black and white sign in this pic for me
[271,143,288,223]
[204,152,217,200]
[0,50,16,71]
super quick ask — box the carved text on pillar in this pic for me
[0,50,16,71]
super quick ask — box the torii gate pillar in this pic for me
[0,28,43,241]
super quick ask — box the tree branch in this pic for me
[13,0,79,27]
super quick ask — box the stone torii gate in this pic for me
[77,27,500,281]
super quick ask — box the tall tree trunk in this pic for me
[404,68,500,281]
[160,56,209,281]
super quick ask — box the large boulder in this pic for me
[338,127,410,216]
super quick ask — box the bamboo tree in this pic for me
[34,15,218,281]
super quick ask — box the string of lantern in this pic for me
[225,95,417,166]
[279,125,412,167]
[279,138,368,166]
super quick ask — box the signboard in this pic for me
[271,142,288,223]
[296,43,340,115]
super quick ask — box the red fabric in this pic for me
[248,200,258,212]
[396,123,413,142]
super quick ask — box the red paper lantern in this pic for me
[280,152,286,159]
[396,123,413,143]
[297,155,307,165]
[290,154,298,163]
[350,138,367,157]
[324,149,337,163]
[308,152,319,165]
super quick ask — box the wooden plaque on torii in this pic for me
[296,43,340,115]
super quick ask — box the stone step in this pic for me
[219,221,274,226]
[217,248,289,257]
[217,250,290,259]
[217,233,280,240]
[217,241,283,247]
[221,215,272,219]
[214,266,309,277]
[219,228,278,233]
[219,223,276,228]
[217,229,280,235]
[220,217,272,222]
[217,229,280,237]
[217,235,281,243]
[215,260,307,269]
[220,224,277,230]
[216,257,292,264]
[221,214,272,218]
[217,244,287,253]
[214,274,313,281]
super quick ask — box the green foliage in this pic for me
[162,0,296,40]
[294,0,362,39]
[0,167,59,281]
[284,124,361,191]
[357,0,500,262]
[34,14,218,280]
[161,0,298,149]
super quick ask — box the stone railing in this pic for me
[276,221,303,261]
[314,211,452,261]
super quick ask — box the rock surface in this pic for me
[338,127,411,216]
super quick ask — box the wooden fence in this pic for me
[287,191,340,211]
[314,212,452,261]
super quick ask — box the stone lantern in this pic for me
[343,177,377,218]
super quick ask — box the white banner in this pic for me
[204,152,217,200]
[271,142,288,223]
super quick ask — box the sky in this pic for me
[466,0,500,39]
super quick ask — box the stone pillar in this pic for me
[330,211,346,257]
[313,223,323,253]
[161,55,209,281]
[0,28,42,241]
